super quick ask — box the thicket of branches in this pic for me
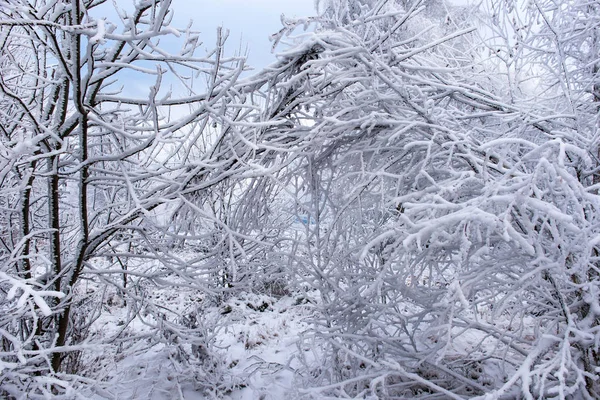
[0,0,255,395]
[1,0,598,398]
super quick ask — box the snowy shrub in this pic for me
[253,0,600,398]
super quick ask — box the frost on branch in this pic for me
[250,0,600,398]
[1,272,64,317]
[1,0,599,398]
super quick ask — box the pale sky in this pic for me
[89,1,315,98]
[170,0,317,69]
[101,0,475,97]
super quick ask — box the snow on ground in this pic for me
[76,274,531,399]
[83,286,317,400]
[218,293,314,400]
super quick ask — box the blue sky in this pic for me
[101,0,472,97]
[170,0,316,69]
[94,1,316,98]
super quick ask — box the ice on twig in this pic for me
[2,272,65,317]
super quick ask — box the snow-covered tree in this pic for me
[0,0,249,395]
[2,0,599,397]
[250,0,600,398]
